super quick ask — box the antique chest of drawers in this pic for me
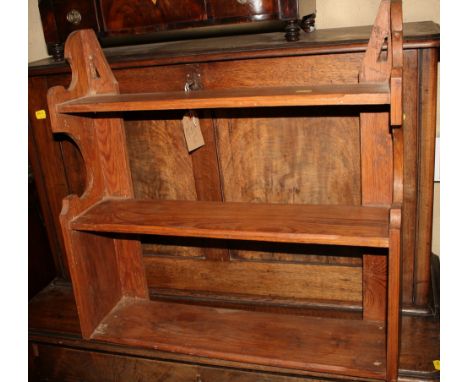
[39,0,307,60]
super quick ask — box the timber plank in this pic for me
[57,84,390,113]
[71,199,390,248]
[92,297,386,379]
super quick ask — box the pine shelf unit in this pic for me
[47,1,404,381]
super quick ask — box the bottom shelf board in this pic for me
[92,298,386,379]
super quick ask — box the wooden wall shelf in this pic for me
[45,1,405,381]
[29,21,441,382]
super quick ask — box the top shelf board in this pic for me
[57,83,390,113]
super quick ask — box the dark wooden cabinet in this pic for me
[100,0,207,31]
[28,165,56,299]
[39,0,302,60]
[28,20,439,382]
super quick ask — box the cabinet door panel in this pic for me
[209,0,278,20]
[100,0,207,33]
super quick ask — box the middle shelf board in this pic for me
[71,199,390,248]
[57,83,391,113]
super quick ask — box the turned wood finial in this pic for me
[285,20,301,42]
[49,43,64,62]
[301,13,316,33]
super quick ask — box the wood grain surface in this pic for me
[401,49,419,304]
[92,297,386,380]
[57,84,391,113]
[71,199,390,248]
[414,48,438,306]
[28,282,440,380]
[125,112,203,258]
[29,22,439,77]
[144,256,362,303]
[28,76,71,279]
[44,13,407,379]
[101,0,206,32]
[46,30,149,338]
[32,343,336,382]
[29,40,440,310]
[216,110,361,206]
[215,108,362,265]
[357,0,394,328]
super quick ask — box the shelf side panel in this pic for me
[46,29,149,337]
[61,230,124,337]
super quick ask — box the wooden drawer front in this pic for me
[100,0,207,33]
[31,343,321,382]
[209,0,279,20]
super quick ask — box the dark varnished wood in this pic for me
[414,48,438,306]
[209,0,277,20]
[28,76,70,278]
[39,0,100,59]
[28,171,55,298]
[101,0,207,33]
[92,297,386,380]
[401,49,419,304]
[29,22,439,76]
[71,199,391,248]
[29,282,81,335]
[31,343,337,382]
[39,0,300,58]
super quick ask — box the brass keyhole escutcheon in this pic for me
[66,9,82,25]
